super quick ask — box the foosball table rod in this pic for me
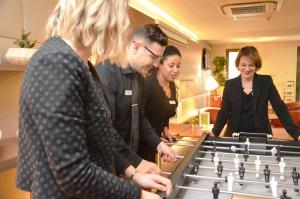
[198,150,300,161]
[161,171,171,175]
[205,140,300,150]
[194,157,300,168]
[183,173,298,189]
[195,165,292,177]
[161,171,298,188]
[175,155,185,159]
[175,185,277,199]
[196,156,276,166]
[202,145,300,155]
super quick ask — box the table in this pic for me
[161,130,300,199]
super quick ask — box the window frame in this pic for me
[226,48,240,79]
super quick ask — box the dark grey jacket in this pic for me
[212,73,300,140]
[16,37,141,199]
[95,60,162,167]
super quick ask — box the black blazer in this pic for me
[16,37,140,199]
[144,72,178,135]
[212,73,300,140]
[95,60,162,166]
[138,72,178,162]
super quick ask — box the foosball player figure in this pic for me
[191,160,200,183]
[275,146,281,163]
[234,154,240,175]
[280,189,292,199]
[217,161,223,177]
[212,181,220,199]
[211,141,217,162]
[238,162,245,186]
[211,152,215,162]
[292,167,299,192]
[278,157,286,181]
[243,139,250,161]
[264,164,271,188]
[191,163,199,175]
[255,155,261,179]
[213,153,219,173]
[243,153,249,162]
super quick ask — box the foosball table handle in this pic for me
[156,191,167,199]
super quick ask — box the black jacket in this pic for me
[144,72,178,135]
[16,37,141,199]
[212,73,300,140]
[138,72,178,162]
[95,60,162,166]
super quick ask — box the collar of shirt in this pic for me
[120,64,136,75]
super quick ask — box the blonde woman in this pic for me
[16,1,171,199]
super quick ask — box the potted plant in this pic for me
[212,56,226,87]
[5,29,37,65]
[189,117,199,131]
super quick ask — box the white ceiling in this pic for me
[147,0,300,44]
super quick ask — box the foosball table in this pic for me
[161,125,300,199]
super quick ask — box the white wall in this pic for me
[0,0,56,59]
[0,72,23,139]
[22,0,57,42]
[0,0,56,139]
[172,40,212,123]
[0,0,23,59]
[212,41,299,98]
[0,0,24,39]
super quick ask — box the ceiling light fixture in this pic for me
[129,0,199,42]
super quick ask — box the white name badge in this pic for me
[169,100,176,104]
[125,90,132,96]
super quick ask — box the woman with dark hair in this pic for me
[212,46,300,142]
[139,45,181,162]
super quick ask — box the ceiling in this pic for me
[146,0,300,44]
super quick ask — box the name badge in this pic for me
[125,90,132,96]
[169,100,176,104]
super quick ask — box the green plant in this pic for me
[189,117,199,125]
[212,56,226,87]
[14,29,36,48]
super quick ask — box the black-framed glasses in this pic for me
[144,45,160,59]
[132,40,161,59]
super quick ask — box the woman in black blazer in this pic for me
[139,46,181,162]
[212,46,300,141]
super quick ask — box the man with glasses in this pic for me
[95,24,177,173]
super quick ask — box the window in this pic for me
[226,49,239,79]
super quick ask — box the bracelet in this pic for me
[129,171,136,180]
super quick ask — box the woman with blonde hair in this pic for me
[16,1,171,199]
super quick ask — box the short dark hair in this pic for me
[235,46,262,70]
[160,45,181,64]
[131,24,168,46]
